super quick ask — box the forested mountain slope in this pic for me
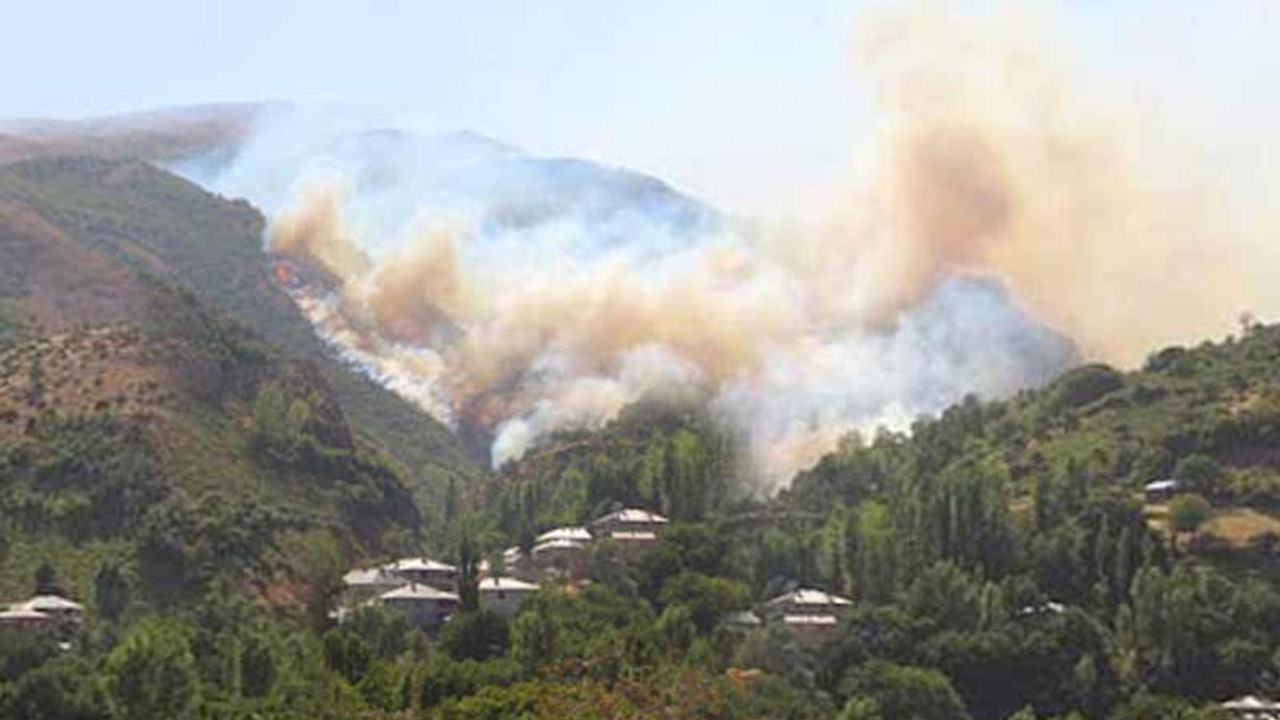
[787,320,1280,515]
[0,276,421,608]
[0,156,483,526]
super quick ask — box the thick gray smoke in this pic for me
[181,0,1280,489]
[181,99,1076,489]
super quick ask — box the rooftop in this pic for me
[532,538,589,554]
[386,557,457,574]
[1222,696,1280,712]
[0,609,52,621]
[536,526,592,544]
[764,588,853,608]
[380,584,460,602]
[16,595,84,613]
[593,508,669,526]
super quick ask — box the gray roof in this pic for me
[764,588,853,608]
[380,584,460,602]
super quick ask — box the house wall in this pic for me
[480,590,535,619]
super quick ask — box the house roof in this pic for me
[386,558,457,574]
[536,527,592,544]
[532,538,588,555]
[593,508,669,526]
[764,588,853,608]
[0,609,52,621]
[380,584,460,602]
[18,595,84,612]
[1222,696,1280,711]
[783,614,839,626]
[479,577,539,592]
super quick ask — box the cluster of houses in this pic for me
[0,593,84,631]
[340,506,856,646]
[339,507,673,629]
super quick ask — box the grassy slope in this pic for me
[0,156,483,528]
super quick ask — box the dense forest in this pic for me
[6,157,1280,720]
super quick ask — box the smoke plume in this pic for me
[184,0,1279,488]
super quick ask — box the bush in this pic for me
[1169,494,1213,537]
[1175,455,1225,496]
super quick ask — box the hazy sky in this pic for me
[3,0,1277,211]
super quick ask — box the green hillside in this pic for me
[787,320,1280,518]
[482,392,744,540]
[0,276,421,609]
[0,156,483,531]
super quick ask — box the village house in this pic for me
[378,583,460,629]
[530,537,591,583]
[478,576,540,619]
[760,588,853,647]
[385,557,458,590]
[592,508,670,536]
[762,588,853,617]
[591,508,668,559]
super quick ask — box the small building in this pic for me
[530,538,590,583]
[1221,695,1280,720]
[0,608,54,630]
[1144,479,1180,503]
[762,588,853,618]
[385,558,458,590]
[478,577,540,619]
[379,583,460,629]
[592,508,670,536]
[14,595,84,624]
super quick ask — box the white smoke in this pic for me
[181,99,1076,490]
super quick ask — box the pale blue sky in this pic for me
[3,0,1277,209]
